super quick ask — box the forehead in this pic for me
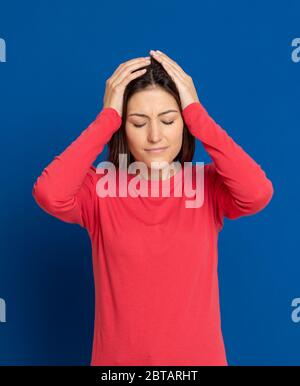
[127,88,178,115]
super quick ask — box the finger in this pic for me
[112,57,149,79]
[155,57,186,83]
[117,68,147,88]
[151,51,185,80]
[154,59,178,84]
[111,58,150,86]
[158,54,185,77]
[151,50,187,77]
[111,57,150,81]
[159,51,186,74]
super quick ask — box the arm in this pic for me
[182,101,274,230]
[33,56,151,230]
[32,107,122,230]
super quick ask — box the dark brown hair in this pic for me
[106,56,195,169]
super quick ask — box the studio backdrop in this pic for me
[0,0,299,366]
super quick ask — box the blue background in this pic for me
[0,0,299,365]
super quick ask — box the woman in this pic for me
[32,50,274,366]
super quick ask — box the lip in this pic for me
[144,146,169,153]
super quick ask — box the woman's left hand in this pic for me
[149,49,200,110]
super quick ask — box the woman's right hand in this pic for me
[103,56,151,118]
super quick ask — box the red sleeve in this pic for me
[182,101,274,230]
[32,107,122,230]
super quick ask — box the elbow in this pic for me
[32,178,79,220]
[225,178,274,220]
[248,178,274,214]
[32,179,52,212]
[32,176,61,214]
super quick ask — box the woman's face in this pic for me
[125,86,184,179]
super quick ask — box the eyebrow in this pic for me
[128,109,178,118]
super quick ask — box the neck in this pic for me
[137,163,180,181]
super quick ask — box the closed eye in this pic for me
[133,121,174,128]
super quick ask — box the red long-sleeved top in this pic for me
[32,101,274,366]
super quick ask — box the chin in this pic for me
[147,159,171,169]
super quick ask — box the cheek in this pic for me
[169,126,183,147]
[125,127,145,152]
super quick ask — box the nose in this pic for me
[147,122,163,143]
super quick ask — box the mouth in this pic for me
[144,146,169,153]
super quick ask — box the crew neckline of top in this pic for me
[116,164,184,198]
[127,164,182,185]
